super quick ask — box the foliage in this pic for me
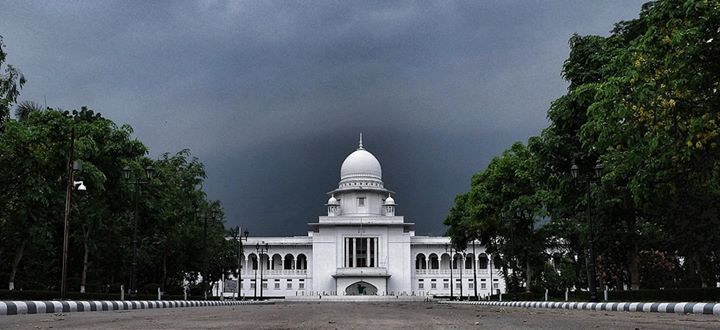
[446,0,720,293]
[0,38,235,297]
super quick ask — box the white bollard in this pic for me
[184,286,188,300]
[565,288,569,302]
[499,292,503,301]
[604,286,608,301]
[157,287,161,300]
[121,285,125,301]
[545,289,548,301]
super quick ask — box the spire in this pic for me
[358,133,364,150]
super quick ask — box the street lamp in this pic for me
[61,157,85,300]
[570,159,603,302]
[122,164,154,296]
[445,244,457,300]
[256,242,269,300]
[235,227,249,300]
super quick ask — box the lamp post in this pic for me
[445,244,457,300]
[235,227,249,300]
[122,164,154,296]
[256,242,269,300]
[570,159,603,302]
[60,139,86,301]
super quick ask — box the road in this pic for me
[0,301,718,329]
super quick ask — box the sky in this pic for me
[0,0,647,236]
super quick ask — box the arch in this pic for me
[440,253,451,269]
[284,254,295,270]
[239,254,247,272]
[271,253,282,270]
[259,253,270,270]
[345,281,378,295]
[428,253,439,269]
[478,253,489,269]
[464,253,474,269]
[452,253,462,269]
[415,253,427,270]
[296,254,307,270]
[248,253,258,270]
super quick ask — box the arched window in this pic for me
[452,254,462,269]
[465,253,474,269]
[429,254,439,269]
[296,254,307,270]
[284,254,295,270]
[271,254,282,270]
[478,253,488,269]
[249,254,258,270]
[415,254,427,269]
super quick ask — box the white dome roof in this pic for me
[340,148,382,180]
[384,195,395,205]
[327,194,339,205]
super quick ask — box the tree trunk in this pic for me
[8,240,26,290]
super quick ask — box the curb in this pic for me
[0,300,273,316]
[438,300,720,316]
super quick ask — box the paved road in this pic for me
[1,301,718,329]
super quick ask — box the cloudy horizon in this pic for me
[0,1,647,236]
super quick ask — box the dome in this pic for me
[340,134,382,180]
[340,149,382,180]
[384,195,395,205]
[327,194,339,205]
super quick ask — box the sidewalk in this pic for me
[439,300,720,316]
[0,300,273,316]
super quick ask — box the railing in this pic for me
[243,269,307,276]
[415,269,491,275]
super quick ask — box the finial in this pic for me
[358,133,364,150]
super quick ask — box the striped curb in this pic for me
[438,300,720,316]
[0,300,273,316]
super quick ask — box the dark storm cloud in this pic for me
[1,0,647,235]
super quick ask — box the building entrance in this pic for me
[345,281,377,295]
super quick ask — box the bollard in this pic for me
[604,286,608,301]
[544,288,548,301]
[184,286,188,300]
[565,288,569,302]
[121,285,125,301]
[499,292,503,301]
[158,287,161,300]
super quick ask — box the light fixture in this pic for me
[74,180,87,191]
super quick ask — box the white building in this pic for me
[215,136,505,298]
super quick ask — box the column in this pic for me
[366,238,371,267]
[374,238,379,267]
[345,238,350,267]
[353,238,357,268]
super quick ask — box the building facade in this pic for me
[214,137,506,298]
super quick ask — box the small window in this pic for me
[456,283,461,289]
[251,283,256,289]
[358,197,365,207]
[287,283,292,289]
[493,283,499,289]
[299,283,305,289]
[469,283,474,289]
[418,283,424,289]
[275,283,280,289]
[431,283,437,289]
[443,283,449,289]
[262,283,268,289]
[481,283,487,289]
